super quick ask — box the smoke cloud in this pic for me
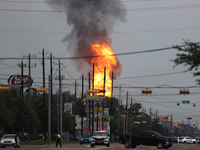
[46,0,126,74]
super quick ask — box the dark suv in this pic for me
[119,130,173,149]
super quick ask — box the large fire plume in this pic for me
[46,0,126,97]
[90,43,121,97]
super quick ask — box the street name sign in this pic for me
[182,100,190,104]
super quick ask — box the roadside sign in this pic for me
[182,100,190,104]
[106,116,113,119]
[134,121,141,124]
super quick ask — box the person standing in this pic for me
[56,133,62,147]
[15,133,18,148]
[124,130,132,148]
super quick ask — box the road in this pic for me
[2,143,200,150]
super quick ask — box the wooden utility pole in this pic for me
[74,80,77,141]
[81,75,84,135]
[42,48,46,141]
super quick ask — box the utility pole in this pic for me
[110,71,113,141]
[42,48,46,141]
[81,75,84,135]
[74,80,77,141]
[92,63,94,135]
[88,72,91,135]
[102,67,106,130]
[50,53,53,140]
[125,91,128,132]
[59,60,63,139]
[150,108,152,127]
[48,75,51,141]
[20,61,24,142]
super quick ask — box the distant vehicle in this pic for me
[65,134,79,141]
[80,135,91,145]
[90,130,110,147]
[119,130,173,149]
[0,134,20,148]
[171,137,178,143]
[177,136,184,143]
[180,136,196,143]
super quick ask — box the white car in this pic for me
[90,130,110,147]
[181,136,196,144]
[0,134,20,148]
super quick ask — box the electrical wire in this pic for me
[0,42,200,60]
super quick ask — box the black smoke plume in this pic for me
[46,0,126,72]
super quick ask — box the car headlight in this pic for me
[89,139,91,141]
[1,141,4,143]
[81,139,83,141]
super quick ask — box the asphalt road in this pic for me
[1,143,200,150]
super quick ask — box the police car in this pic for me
[90,130,110,147]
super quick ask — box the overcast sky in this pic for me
[0,0,200,127]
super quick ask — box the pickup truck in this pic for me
[119,130,173,149]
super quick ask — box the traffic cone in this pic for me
[140,143,142,148]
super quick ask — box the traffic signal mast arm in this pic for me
[179,89,190,95]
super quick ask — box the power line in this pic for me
[1,26,200,35]
[117,71,187,80]
[0,42,200,60]
[1,4,200,13]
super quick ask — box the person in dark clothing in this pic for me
[56,133,62,147]
[124,130,132,148]
[15,133,18,148]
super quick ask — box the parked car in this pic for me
[119,130,173,149]
[171,136,178,143]
[68,134,79,141]
[180,136,196,143]
[177,136,184,143]
[0,134,20,148]
[80,135,91,145]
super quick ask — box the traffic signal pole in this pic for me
[42,49,46,141]
[81,75,84,135]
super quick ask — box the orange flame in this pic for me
[90,43,121,97]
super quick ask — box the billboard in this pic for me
[8,75,33,87]
[64,102,72,114]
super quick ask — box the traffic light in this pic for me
[177,102,180,106]
[120,115,126,118]
[142,89,152,94]
[193,103,196,107]
[137,115,142,118]
[36,87,47,93]
[187,117,192,120]
[0,86,10,91]
[179,89,190,95]
[56,104,61,107]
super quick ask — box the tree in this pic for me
[172,40,200,84]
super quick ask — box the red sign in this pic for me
[8,75,33,87]
[84,126,89,135]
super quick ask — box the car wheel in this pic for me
[132,144,137,148]
[18,145,20,148]
[157,142,163,149]
[91,144,94,147]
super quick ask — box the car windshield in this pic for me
[81,135,90,138]
[93,132,107,136]
[3,136,15,139]
[153,132,161,137]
